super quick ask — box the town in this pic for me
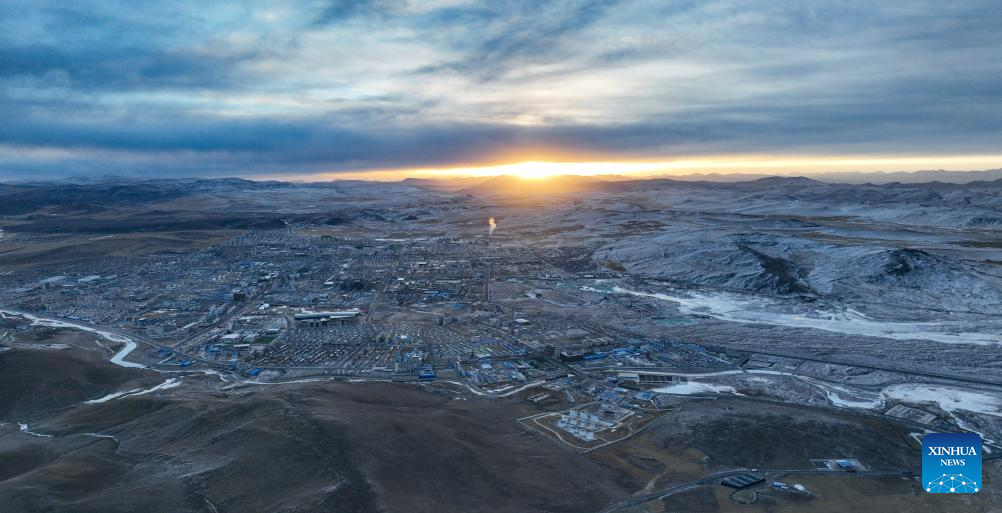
[5,223,997,462]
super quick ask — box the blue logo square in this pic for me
[923,432,982,493]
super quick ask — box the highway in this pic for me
[731,347,1002,388]
[602,321,1002,389]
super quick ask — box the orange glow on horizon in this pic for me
[282,154,1002,182]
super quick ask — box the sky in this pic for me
[2,1,1002,180]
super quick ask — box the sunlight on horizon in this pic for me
[296,154,1002,182]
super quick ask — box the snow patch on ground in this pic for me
[81,432,119,441]
[84,379,181,404]
[651,382,739,395]
[881,385,1002,418]
[128,378,182,396]
[18,422,53,438]
[85,388,144,404]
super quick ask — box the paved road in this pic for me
[601,322,1002,388]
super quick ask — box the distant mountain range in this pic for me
[3,172,1002,216]
[0,178,295,215]
[653,169,1002,184]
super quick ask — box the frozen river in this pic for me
[0,309,145,368]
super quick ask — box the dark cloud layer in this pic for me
[1,0,1001,178]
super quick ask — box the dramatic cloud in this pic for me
[1,0,1001,178]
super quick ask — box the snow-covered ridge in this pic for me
[595,229,1002,316]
